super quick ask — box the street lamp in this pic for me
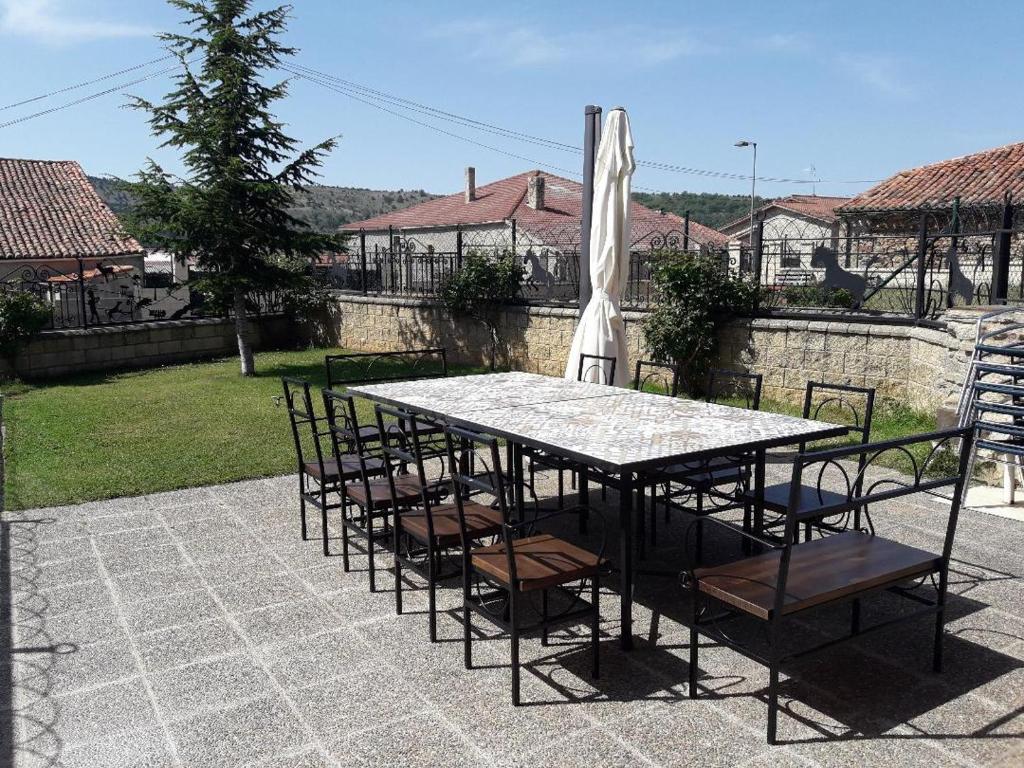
[735,140,757,245]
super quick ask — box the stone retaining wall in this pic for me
[4,315,292,380]
[326,292,985,415]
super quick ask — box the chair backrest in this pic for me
[578,353,617,385]
[706,368,763,410]
[633,360,681,396]
[799,381,876,452]
[321,389,376,494]
[281,377,327,475]
[374,403,436,520]
[774,425,975,618]
[443,425,522,581]
[325,348,448,389]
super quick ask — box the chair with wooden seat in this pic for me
[646,369,765,558]
[684,426,974,745]
[281,377,383,556]
[525,352,616,520]
[748,381,875,542]
[445,424,607,706]
[376,403,504,641]
[323,389,432,591]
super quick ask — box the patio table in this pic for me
[349,371,846,649]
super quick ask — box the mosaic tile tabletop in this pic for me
[348,371,619,415]
[351,373,845,471]
[460,390,845,470]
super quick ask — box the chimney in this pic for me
[464,166,476,202]
[527,173,545,210]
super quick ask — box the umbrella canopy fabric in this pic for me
[564,108,636,387]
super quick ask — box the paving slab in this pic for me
[3,469,1022,767]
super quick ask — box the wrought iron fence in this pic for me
[750,199,1024,320]
[0,258,283,331]
[327,219,715,309]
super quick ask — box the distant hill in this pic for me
[87,176,439,234]
[632,190,767,230]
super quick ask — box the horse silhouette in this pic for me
[522,248,557,291]
[811,245,867,303]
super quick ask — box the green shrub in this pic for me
[0,291,50,361]
[783,283,855,308]
[642,251,758,392]
[440,251,523,370]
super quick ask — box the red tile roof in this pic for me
[0,158,143,260]
[343,170,729,248]
[839,141,1024,213]
[721,194,851,233]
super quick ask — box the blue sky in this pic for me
[1,0,1022,202]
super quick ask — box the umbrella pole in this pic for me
[578,104,602,317]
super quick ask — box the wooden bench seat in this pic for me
[695,531,941,620]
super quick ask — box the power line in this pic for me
[280,65,584,179]
[288,62,883,187]
[0,54,175,112]
[289,63,583,155]
[0,60,191,131]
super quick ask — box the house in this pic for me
[837,140,1024,233]
[0,158,147,325]
[339,168,728,300]
[720,194,851,246]
[719,194,851,285]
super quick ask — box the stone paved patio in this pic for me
[2,471,1022,767]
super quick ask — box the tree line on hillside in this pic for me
[89,175,438,234]
[632,191,768,229]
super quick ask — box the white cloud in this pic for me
[0,0,153,44]
[430,19,714,69]
[837,52,908,96]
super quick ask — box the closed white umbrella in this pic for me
[565,107,635,386]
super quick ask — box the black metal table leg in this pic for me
[753,448,766,552]
[513,442,525,522]
[619,470,634,650]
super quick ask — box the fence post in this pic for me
[683,211,690,251]
[456,224,463,270]
[750,218,764,290]
[914,214,929,319]
[510,218,517,253]
[77,257,88,328]
[992,194,1013,304]
[359,229,367,296]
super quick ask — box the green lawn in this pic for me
[1,350,935,510]
[0,347,483,511]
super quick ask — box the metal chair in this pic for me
[377,403,503,642]
[281,377,379,556]
[525,352,616,516]
[684,426,974,744]
[577,352,617,385]
[445,424,607,706]
[752,381,876,542]
[644,370,765,559]
[706,368,763,409]
[325,347,448,388]
[632,360,681,396]
[323,389,432,591]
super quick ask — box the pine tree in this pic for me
[128,0,338,375]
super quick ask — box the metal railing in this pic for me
[749,199,1024,320]
[325,220,713,309]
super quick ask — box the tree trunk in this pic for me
[487,321,499,371]
[233,285,255,376]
